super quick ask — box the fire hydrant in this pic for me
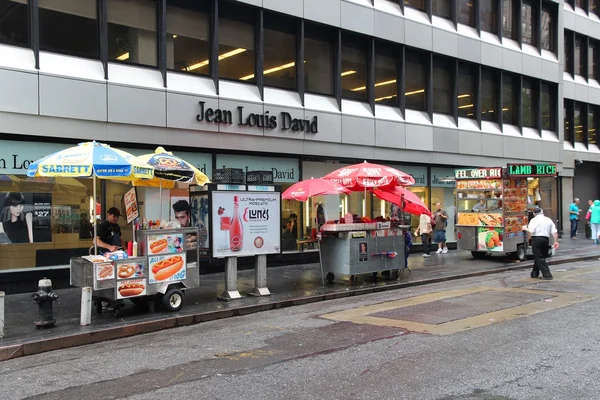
[31,278,58,328]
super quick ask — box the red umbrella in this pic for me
[322,161,415,191]
[372,186,432,217]
[282,178,351,202]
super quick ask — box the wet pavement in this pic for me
[1,238,598,359]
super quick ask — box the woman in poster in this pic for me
[0,192,34,243]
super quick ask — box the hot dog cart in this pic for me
[70,227,200,317]
[319,221,408,284]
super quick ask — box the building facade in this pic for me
[0,0,597,279]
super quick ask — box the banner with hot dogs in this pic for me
[94,262,115,281]
[148,253,186,284]
[123,187,139,224]
[116,278,146,299]
[147,233,185,255]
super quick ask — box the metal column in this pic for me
[219,257,242,300]
[250,255,271,296]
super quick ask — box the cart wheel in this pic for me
[94,301,102,314]
[391,269,399,279]
[382,270,391,280]
[471,251,486,259]
[516,245,526,261]
[163,288,184,312]
[326,272,335,283]
[349,275,357,285]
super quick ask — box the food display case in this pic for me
[319,221,409,284]
[70,227,200,317]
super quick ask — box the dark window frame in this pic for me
[0,0,31,48]
[304,21,336,98]
[541,3,556,54]
[541,82,556,131]
[374,39,400,108]
[340,31,369,103]
[263,10,298,91]
[404,47,429,113]
[432,54,454,115]
[481,67,500,124]
[502,71,519,127]
[564,99,574,146]
[457,62,478,120]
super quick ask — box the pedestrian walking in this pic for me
[586,199,594,240]
[433,202,449,254]
[522,208,559,280]
[415,212,433,258]
[403,228,412,270]
[569,198,581,239]
[590,200,600,244]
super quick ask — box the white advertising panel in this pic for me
[212,191,281,258]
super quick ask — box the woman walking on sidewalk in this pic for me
[415,212,433,258]
[590,200,600,244]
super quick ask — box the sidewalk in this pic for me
[1,239,598,360]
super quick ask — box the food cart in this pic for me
[70,227,200,317]
[455,164,557,260]
[319,220,408,284]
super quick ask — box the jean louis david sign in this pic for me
[212,191,281,258]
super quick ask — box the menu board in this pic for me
[504,216,528,238]
[123,187,139,224]
[477,227,504,252]
[116,278,146,299]
[457,179,503,190]
[503,179,528,213]
[457,213,503,227]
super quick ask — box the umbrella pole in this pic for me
[93,174,97,255]
[159,181,162,222]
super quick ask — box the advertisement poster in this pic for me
[171,197,191,226]
[148,253,187,284]
[211,191,281,258]
[477,227,504,252]
[190,192,209,255]
[358,242,368,262]
[124,187,139,224]
[0,192,52,243]
[94,262,115,281]
[116,261,145,280]
[116,278,147,299]
[147,233,185,255]
[504,216,527,238]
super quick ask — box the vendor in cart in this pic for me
[95,207,125,254]
[472,197,487,212]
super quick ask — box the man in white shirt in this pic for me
[522,208,559,280]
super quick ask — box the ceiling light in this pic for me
[375,94,397,102]
[457,94,470,98]
[459,104,474,109]
[341,70,357,77]
[116,52,130,61]
[186,48,247,71]
[173,35,178,38]
[351,79,397,92]
[240,61,296,81]
[405,89,425,96]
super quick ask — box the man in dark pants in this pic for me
[522,208,559,280]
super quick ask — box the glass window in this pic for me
[503,73,517,126]
[575,36,583,76]
[304,23,334,96]
[0,0,29,47]
[457,63,476,119]
[480,0,497,33]
[591,0,598,16]
[108,0,157,67]
[575,0,585,9]
[564,101,572,144]
[541,83,554,130]
[521,2,535,46]
[341,33,367,102]
[481,68,498,122]
[166,0,209,75]
[574,103,584,143]
[374,42,398,106]
[218,3,255,82]
[503,0,517,40]
[590,108,597,146]
[565,32,573,76]
[522,78,536,128]
[263,13,296,90]
[433,56,452,115]
[432,0,451,19]
[458,0,476,27]
[590,41,597,81]
[39,0,98,59]
[541,6,554,52]
[404,0,425,11]
[405,49,427,111]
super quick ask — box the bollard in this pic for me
[80,287,92,326]
[0,291,4,338]
[218,257,242,300]
[249,254,271,297]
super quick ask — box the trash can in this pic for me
[585,223,592,239]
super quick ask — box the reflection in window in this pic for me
[522,2,534,46]
[564,101,572,144]
[404,0,425,11]
[305,23,334,96]
[591,0,598,16]
[108,0,157,66]
[574,103,584,143]
[0,0,29,47]
[432,56,452,115]
[590,42,597,81]
[405,50,427,111]
[503,73,517,126]
[374,43,398,107]
[522,78,536,128]
[502,0,516,40]
[481,68,498,122]
[432,0,451,19]
[458,0,475,27]
[457,63,476,119]
[590,109,597,145]
[541,7,554,52]
[541,83,554,130]
[263,13,296,90]
[341,33,367,102]
[39,0,98,59]
[575,0,585,9]
[480,0,497,33]
[219,3,255,82]
[565,32,573,76]
[166,0,209,75]
[575,36,583,76]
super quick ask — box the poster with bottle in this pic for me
[211,191,281,258]
[148,253,187,284]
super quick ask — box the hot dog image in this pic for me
[98,265,113,279]
[152,255,184,281]
[149,238,168,254]
[118,283,145,297]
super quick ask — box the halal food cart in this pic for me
[455,164,558,260]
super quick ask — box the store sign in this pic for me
[431,168,456,187]
[0,140,69,175]
[507,163,557,177]
[388,165,427,187]
[455,167,502,179]
[196,102,318,134]
[217,154,299,183]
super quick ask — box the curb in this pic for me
[1,253,597,361]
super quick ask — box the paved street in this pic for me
[3,259,600,400]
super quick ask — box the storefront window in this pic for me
[341,33,368,102]
[166,0,210,75]
[502,73,518,126]
[219,3,255,82]
[458,63,476,119]
[108,0,157,67]
[263,12,296,90]
[374,41,398,106]
[39,0,98,59]
[522,78,536,129]
[481,68,498,122]
[521,2,535,46]
[574,103,584,143]
[0,0,29,47]
[481,0,497,33]
[458,0,476,27]
[304,23,334,96]
[431,168,456,243]
[541,83,555,130]
[405,49,427,111]
[527,177,558,223]
[541,6,554,52]
[432,0,451,19]
[433,56,452,115]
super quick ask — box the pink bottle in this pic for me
[229,196,243,251]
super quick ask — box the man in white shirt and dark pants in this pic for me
[522,208,559,280]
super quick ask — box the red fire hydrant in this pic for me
[31,278,58,328]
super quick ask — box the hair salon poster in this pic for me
[1,192,52,244]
